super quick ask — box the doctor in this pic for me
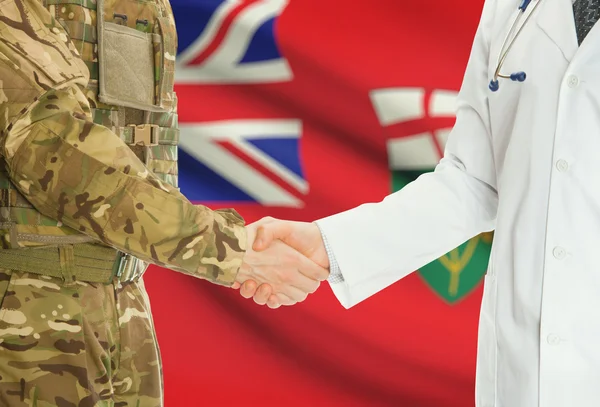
[236,0,600,405]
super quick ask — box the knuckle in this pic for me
[255,226,267,238]
[258,284,271,297]
[240,286,255,299]
[307,267,322,280]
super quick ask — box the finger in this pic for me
[267,293,295,309]
[253,284,272,306]
[231,282,241,290]
[273,258,320,296]
[271,249,323,294]
[253,221,293,251]
[287,271,320,296]
[252,283,273,305]
[240,280,258,299]
[278,284,309,303]
[267,294,282,309]
[274,293,295,307]
[292,251,330,282]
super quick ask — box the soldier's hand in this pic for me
[235,221,329,308]
[237,218,330,308]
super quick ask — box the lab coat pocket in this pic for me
[475,269,498,407]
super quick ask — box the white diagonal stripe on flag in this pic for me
[176,0,292,84]
[179,120,303,207]
[189,119,300,140]
[176,0,239,66]
[232,139,309,194]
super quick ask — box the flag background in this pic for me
[144,0,489,405]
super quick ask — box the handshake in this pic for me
[232,217,330,309]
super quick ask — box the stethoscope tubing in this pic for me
[490,0,543,90]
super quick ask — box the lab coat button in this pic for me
[556,159,569,172]
[567,75,579,88]
[553,247,566,260]
[547,334,561,345]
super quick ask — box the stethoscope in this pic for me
[489,0,543,91]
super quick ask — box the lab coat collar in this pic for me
[536,0,578,61]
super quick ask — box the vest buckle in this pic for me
[112,251,143,283]
[128,124,159,146]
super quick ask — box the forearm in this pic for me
[317,161,497,307]
[0,0,246,285]
[3,85,246,284]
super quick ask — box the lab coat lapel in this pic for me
[536,0,578,61]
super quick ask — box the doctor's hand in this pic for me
[237,217,330,308]
[232,220,329,307]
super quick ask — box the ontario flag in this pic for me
[143,0,490,406]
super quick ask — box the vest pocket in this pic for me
[98,20,158,110]
[96,0,176,113]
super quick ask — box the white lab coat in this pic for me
[316,0,600,405]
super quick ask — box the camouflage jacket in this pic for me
[0,0,246,286]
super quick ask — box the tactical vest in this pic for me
[0,0,179,280]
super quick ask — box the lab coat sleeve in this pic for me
[316,0,499,309]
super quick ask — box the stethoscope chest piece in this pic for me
[489,0,540,92]
[489,72,527,92]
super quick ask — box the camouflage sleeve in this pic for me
[0,0,246,286]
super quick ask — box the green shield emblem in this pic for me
[392,170,492,304]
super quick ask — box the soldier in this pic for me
[0,0,328,405]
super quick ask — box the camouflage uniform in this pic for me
[0,0,247,405]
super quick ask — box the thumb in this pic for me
[252,221,292,251]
